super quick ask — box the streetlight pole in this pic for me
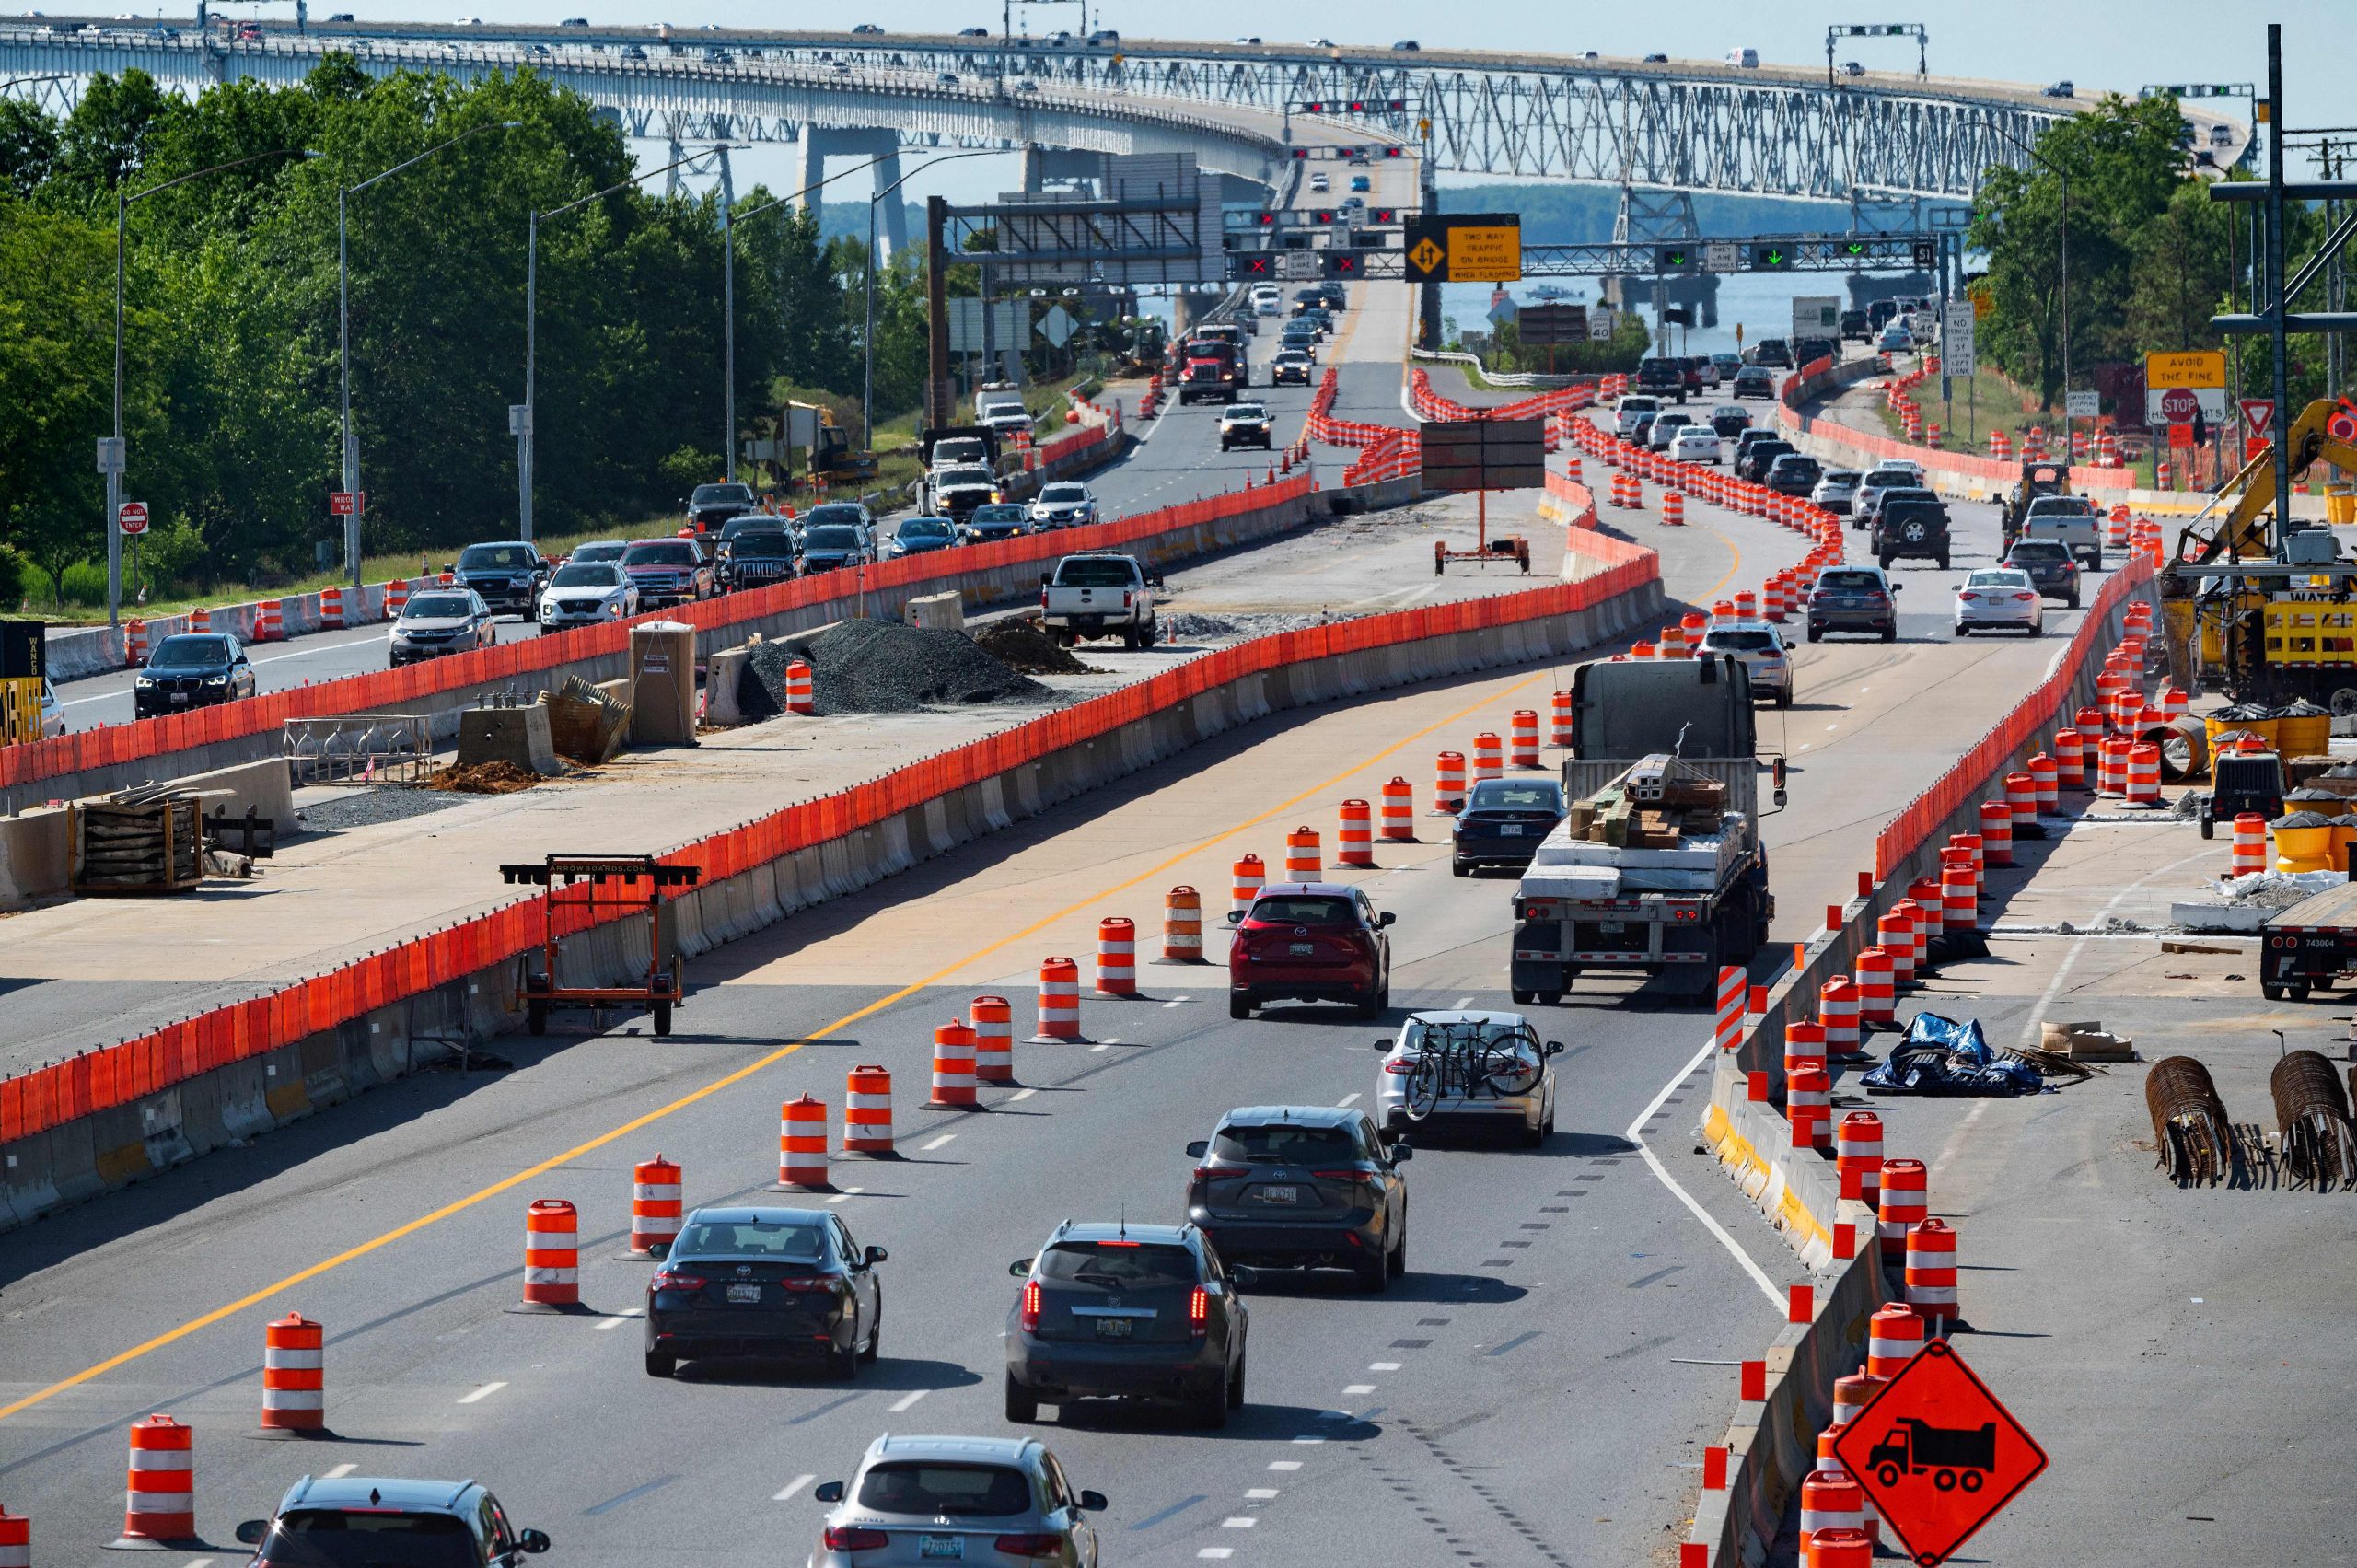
[341,121,518,587]
[1996,126,2075,443]
[110,145,310,627]
[860,148,999,450]
[522,145,730,540]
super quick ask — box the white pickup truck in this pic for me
[1039,552,1162,649]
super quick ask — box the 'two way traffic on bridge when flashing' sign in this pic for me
[1405,214,1522,284]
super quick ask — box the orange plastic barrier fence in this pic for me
[0,528,1660,1144]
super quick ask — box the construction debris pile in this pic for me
[2147,1055,2238,1185]
[429,761,544,795]
[741,619,1047,717]
[1860,1012,2051,1097]
[971,616,1097,675]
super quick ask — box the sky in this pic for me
[203,3,2357,214]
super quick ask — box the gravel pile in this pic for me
[291,788,470,836]
[742,618,1047,715]
[973,617,1096,674]
[1161,610,1353,642]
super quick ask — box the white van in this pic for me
[1725,47,1759,68]
[1613,394,1660,440]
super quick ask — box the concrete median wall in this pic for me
[0,556,1664,1234]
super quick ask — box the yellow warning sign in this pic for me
[1446,223,1521,283]
[2145,349,2226,389]
[1409,237,1445,274]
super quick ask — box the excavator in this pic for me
[2164,396,2357,711]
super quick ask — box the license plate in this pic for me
[1501,823,1527,836]
[1258,1185,1300,1204]
[1095,1317,1135,1340]
[919,1536,965,1560]
[1289,942,1315,955]
[725,1283,761,1304]
[169,692,188,704]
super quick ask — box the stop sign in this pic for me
[2159,387,2200,424]
[117,501,150,536]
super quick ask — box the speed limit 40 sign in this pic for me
[117,501,150,537]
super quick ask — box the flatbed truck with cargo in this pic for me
[2258,879,2357,1000]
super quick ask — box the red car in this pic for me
[1226,882,1394,1020]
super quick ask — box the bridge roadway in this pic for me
[0,432,2111,1563]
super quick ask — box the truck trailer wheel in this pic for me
[2263,982,2285,1001]
[653,1002,673,1038]
[1512,989,1534,1005]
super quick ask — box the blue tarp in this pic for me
[1860,1011,2047,1096]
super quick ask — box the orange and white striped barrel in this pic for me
[261,1312,324,1431]
[1978,799,2014,865]
[1163,887,1204,961]
[1661,491,1685,526]
[125,619,148,665]
[255,599,284,642]
[1762,576,1788,621]
[1782,1019,1826,1080]
[1853,947,1896,1025]
[2095,735,2128,797]
[524,1198,579,1307]
[1866,1302,1924,1380]
[1230,854,1266,916]
[1892,897,1932,972]
[2126,742,2161,806]
[1734,590,1758,620]
[1836,1109,1883,1205]
[844,1064,895,1152]
[119,1415,194,1546]
[1875,911,1916,984]
[1471,732,1504,780]
[1906,1216,1959,1323]
[1284,826,1322,881]
[930,1019,979,1107]
[187,607,211,633]
[2231,813,2269,878]
[1680,611,1709,651]
[960,995,1016,1083]
[382,579,410,619]
[1940,858,1977,934]
[2107,505,2131,547]
[1509,710,1540,768]
[1832,1372,1887,1429]
[1336,800,1376,867]
[1657,622,1687,659]
[319,585,344,628]
[785,659,815,714]
[630,1155,681,1255]
[1877,1157,1927,1260]
[1433,751,1467,813]
[2027,752,2060,810]
[1626,474,1644,510]
[1379,777,1415,841]
[1548,690,1573,749]
[0,1505,26,1568]
[779,1095,830,1187]
[1954,829,1985,880]
[1035,957,1082,1040]
[1807,1525,1872,1568]
[1815,1425,1881,1549]
[1787,1065,1832,1152]
[1095,919,1137,995]
[2154,683,2189,724]
[1817,978,1860,1054]
[2107,684,2143,737]
[1798,1471,1865,1561]
[2004,770,2038,826]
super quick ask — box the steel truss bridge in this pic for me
[0,17,2144,207]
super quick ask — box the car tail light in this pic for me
[823,1526,890,1551]
[779,1275,835,1292]
[1040,586,1049,609]
[1382,1058,1417,1074]
[650,1270,705,1291]
[1020,1279,1041,1331]
[1121,591,1132,609]
[2014,592,2037,602]
[993,1534,1067,1558]
[1314,1168,1377,1189]
[1190,1286,1209,1336]
[1958,592,1979,603]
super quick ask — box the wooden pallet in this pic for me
[69,798,203,894]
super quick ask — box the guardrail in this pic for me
[1408,347,1585,389]
[0,531,1659,1147]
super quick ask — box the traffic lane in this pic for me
[55,615,545,734]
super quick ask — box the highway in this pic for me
[0,433,2112,1564]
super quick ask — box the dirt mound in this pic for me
[972,617,1096,674]
[740,618,1048,716]
[428,761,542,795]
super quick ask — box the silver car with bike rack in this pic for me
[1373,1011,1562,1145]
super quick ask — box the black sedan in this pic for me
[960,503,1031,542]
[645,1206,885,1378]
[133,633,257,717]
[1004,1220,1252,1428]
[1731,366,1776,400]
[1451,779,1565,874]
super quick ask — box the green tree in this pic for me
[0,200,123,603]
[0,99,58,200]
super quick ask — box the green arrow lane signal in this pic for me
[1753,244,1789,268]
[1842,239,1868,257]
[1660,247,1690,269]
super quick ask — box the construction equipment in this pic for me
[501,854,701,1038]
[2164,398,2357,707]
[1,620,41,747]
[1996,459,2073,551]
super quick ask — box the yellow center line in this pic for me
[0,565,1685,1424]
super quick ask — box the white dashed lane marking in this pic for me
[457,1382,505,1404]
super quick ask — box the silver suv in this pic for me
[807,1435,1106,1566]
[1700,621,1795,707]
[238,1476,550,1565]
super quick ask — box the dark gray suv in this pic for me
[238,1476,549,1566]
[1184,1106,1411,1290]
[1004,1220,1251,1427]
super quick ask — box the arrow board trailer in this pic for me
[1508,658,1782,1000]
[1422,419,1545,574]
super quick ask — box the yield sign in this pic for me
[2241,398,2275,438]
[1831,1338,2048,1566]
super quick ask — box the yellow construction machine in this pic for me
[2164,397,2357,711]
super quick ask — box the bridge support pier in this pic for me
[795,126,910,260]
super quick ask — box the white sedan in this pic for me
[538,561,641,631]
[1667,426,1722,465]
[1954,568,2043,636]
[1374,1010,1562,1145]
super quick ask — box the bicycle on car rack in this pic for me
[1399,1018,1541,1121]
